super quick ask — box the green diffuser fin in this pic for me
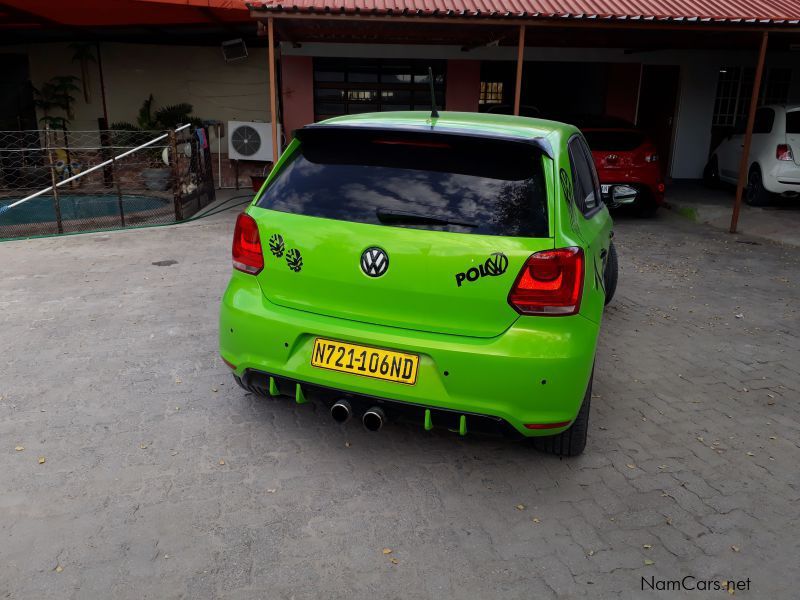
[295,383,308,404]
[424,409,433,431]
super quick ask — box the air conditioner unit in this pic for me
[227,121,280,162]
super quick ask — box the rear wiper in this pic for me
[376,209,477,229]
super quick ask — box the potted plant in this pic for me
[111,95,202,191]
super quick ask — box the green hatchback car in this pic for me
[219,111,617,456]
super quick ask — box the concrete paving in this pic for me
[665,180,800,247]
[1,206,798,599]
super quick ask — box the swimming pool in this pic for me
[0,194,170,226]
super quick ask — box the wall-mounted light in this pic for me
[221,39,248,63]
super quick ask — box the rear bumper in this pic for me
[765,163,800,195]
[236,369,523,438]
[219,272,599,437]
[598,176,665,207]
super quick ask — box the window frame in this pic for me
[712,66,792,127]
[312,58,447,121]
[568,135,604,219]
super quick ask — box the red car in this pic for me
[575,117,666,217]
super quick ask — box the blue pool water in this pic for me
[0,194,169,226]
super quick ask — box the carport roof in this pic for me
[249,0,800,25]
[0,0,250,27]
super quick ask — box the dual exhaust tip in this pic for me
[330,400,385,432]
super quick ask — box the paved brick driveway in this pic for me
[1,209,798,599]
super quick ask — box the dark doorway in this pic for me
[0,54,42,190]
[0,54,37,131]
[478,61,646,126]
[479,61,608,118]
[637,65,681,177]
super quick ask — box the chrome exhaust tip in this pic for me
[362,407,386,432]
[330,400,352,424]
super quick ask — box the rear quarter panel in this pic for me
[549,129,613,326]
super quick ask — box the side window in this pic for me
[567,143,585,210]
[579,138,601,212]
[568,137,600,215]
[753,107,775,134]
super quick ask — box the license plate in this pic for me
[311,338,419,385]
[601,184,611,194]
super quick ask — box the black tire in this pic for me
[703,155,720,187]
[531,370,593,457]
[604,242,618,306]
[233,374,248,391]
[744,165,771,207]
[636,198,659,218]
[632,187,658,218]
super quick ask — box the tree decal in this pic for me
[559,168,574,203]
[268,233,285,258]
[286,248,303,272]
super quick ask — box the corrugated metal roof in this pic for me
[249,0,800,24]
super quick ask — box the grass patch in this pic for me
[673,205,699,222]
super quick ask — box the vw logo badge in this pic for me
[361,247,389,278]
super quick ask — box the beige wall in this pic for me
[10,42,270,152]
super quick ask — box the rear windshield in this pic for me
[582,130,645,151]
[787,111,800,134]
[256,130,549,237]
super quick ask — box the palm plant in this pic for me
[34,76,81,122]
[70,43,96,103]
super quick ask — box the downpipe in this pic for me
[362,407,386,432]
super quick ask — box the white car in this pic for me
[705,104,800,205]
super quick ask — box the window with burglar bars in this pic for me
[312,58,446,121]
[479,81,504,105]
[712,66,792,127]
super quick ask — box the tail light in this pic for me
[508,247,584,316]
[232,213,264,274]
[777,144,794,161]
[634,145,658,164]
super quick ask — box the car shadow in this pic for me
[237,386,579,465]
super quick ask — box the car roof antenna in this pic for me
[427,66,439,120]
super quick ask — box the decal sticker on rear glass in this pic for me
[455,252,508,287]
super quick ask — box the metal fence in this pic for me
[0,126,215,240]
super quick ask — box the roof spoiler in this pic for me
[295,122,554,159]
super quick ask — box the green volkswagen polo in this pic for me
[219,111,617,456]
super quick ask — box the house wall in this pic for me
[445,60,481,112]
[281,55,314,139]
[5,42,271,152]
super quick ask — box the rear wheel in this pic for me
[603,242,618,306]
[745,165,771,207]
[635,188,659,218]
[703,155,720,187]
[531,370,593,457]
